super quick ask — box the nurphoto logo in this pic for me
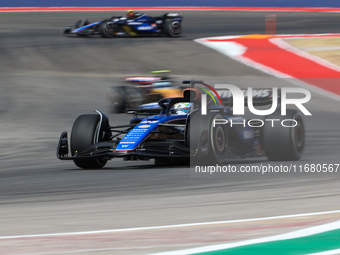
[200,84,311,128]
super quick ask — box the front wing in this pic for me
[57,131,192,161]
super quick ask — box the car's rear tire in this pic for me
[71,114,107,169]
[106,86,143,113]
[262,109,305,161]
[106,87,125,113]
[163,20,182,37]
[187,113,228,164]
[125,86,143,108]
[186,112,208,154]
[208,114,228,164]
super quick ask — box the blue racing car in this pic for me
[57,80,305,169]
[62,11,183,38]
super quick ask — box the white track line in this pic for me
[1,210,340,239]
[149,220,340,255]
[308,249,340,255]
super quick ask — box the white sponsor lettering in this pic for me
[137,26,153,30]
[205,84,311,116]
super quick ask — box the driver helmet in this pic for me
[127,10,135,18]
[173,102,192,115]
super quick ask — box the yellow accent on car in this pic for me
[122,25,137,36]
[151,70,172,74]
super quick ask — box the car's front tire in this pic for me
[101,22,117,38]
[71,114,107,169]
[74,19,90,37]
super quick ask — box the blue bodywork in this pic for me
[72,21,101,33]
[57,87,265,163]
[114,97,256,157]
[63,13,183,37]
[57,83,304,167]
[117,114,187,151]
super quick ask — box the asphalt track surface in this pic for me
[1,11,340,254]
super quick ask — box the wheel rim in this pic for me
[169,21,181,36]
[215,126,226,153]
[210,115,228,160]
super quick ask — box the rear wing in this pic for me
[181,81,280,107]
[216,88,281,107]
[164,13,182,18]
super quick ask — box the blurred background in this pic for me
[1,3,340,254]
